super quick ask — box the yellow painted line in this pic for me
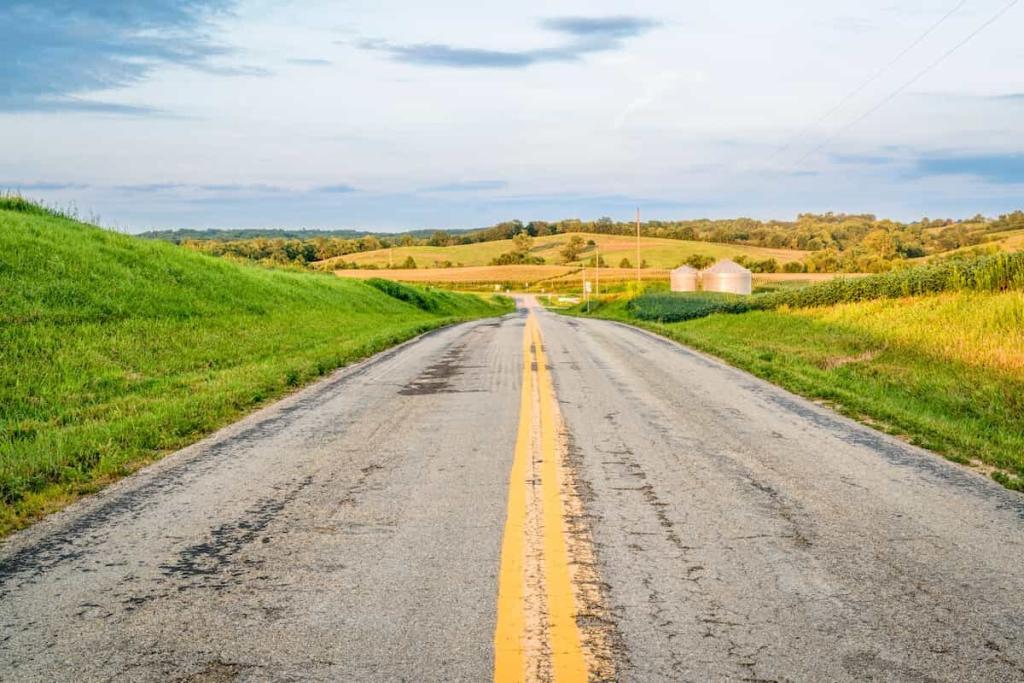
[531,318,588,681]
[494,309,588,682]
[494,313,533,682]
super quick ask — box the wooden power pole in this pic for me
[635,207,641,284]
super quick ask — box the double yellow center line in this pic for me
[493,311,589,682]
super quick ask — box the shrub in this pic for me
[365,278,440,312]
[627,292,751,322]
[783,261,807,273]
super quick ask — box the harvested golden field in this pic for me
[545,267,668,284]
[333,265,577,286]
[317,232,808,270]
[333,266,858,292]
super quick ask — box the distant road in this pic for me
[2,298,1023,681]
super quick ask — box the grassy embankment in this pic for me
[573,256,1024,491]
[0,199,511,534]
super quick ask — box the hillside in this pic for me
[917,226,1024,262]
[317,232,807,270]
[0,200,509,533]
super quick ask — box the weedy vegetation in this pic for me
[575,255,1024,492]
[0,199,511,534]
[627,252,1024,322]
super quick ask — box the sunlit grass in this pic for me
[578,292,1024,491]
[0,206,510,534]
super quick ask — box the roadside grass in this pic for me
[0,205,511,534]
[576,293,1024,491]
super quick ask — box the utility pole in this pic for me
[595,245,600,297]
[635,207,641,284]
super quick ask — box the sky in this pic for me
[2,0,1023,232]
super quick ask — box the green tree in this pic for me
[783,261,806,273]
[512,232,534,257]
[684,254,715,269]
[619,257,632,268]
[560,235,586,263]
[401,256,417,269]
[428,231,451,247]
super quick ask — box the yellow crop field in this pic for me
[333,265,856,292]
[317,232,808,270]
[333,265,578,287]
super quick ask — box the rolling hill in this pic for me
[316,232,808,270]
[0,199,509,533]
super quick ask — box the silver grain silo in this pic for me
[670,265,699,292]
[702,260,752,295]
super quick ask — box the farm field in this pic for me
[980,227,1024,252]
[334,264,854,292]
[317,232,808,269]
[333,264,578,289]
[0,201,510,534]
[577,289,1024,491]
[917,227,1024,261]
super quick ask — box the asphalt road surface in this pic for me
[2,298,1023,682]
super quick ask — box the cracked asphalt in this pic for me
[2,301,1023,681]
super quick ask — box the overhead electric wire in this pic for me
[793,0,1021,166]
[769,0,968,161]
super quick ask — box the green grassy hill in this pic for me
[317,232,808,270]
[0,200,509,533]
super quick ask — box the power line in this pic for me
[770,0,967,162]
[793,0,1020,166]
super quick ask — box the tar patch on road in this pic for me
[399,343,469,395]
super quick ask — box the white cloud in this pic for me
[3,0,1022,229]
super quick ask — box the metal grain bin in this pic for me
[702,260,752,295]
[670,265,699,292]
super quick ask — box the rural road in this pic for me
[2,297,1023,682]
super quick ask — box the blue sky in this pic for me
[2,0,1023,231]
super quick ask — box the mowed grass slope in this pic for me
[0,204,509,533]
[580,292,1024,491]
[319,232,807,269]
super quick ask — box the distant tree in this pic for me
[619,257,632,268]
[359,236,382,252]
[684,254,715,269]
[560,235,586,263]
[428,231,452,247]
[512,232,534,257]
[527,221,552,236]
[401,256,417,269]
[782,261,806,273]
[862,228,898,260]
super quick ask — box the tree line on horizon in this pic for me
[172,210,1024,273]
